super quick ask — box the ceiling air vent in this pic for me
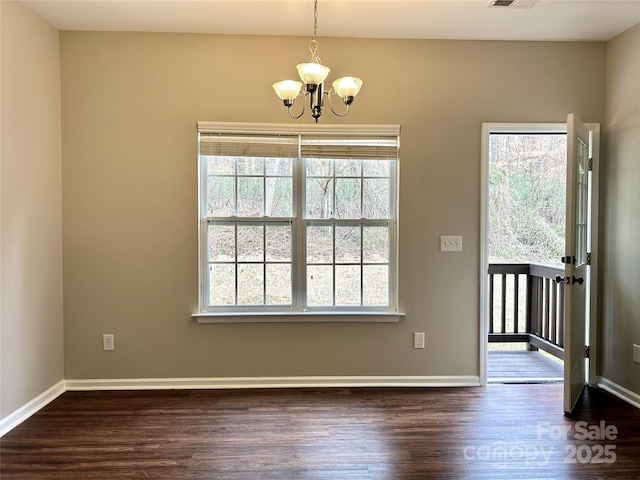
[489,0,540,8]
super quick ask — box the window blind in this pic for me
[197,122,400,161]
[199,133,298,159]
[300,136,399,160]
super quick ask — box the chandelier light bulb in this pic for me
[297,63,331,85]
[273,80,303,101]
[332,77,363,102]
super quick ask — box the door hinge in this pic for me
[588,158,593,171]
[585,346,590,359]
[587,252,591,265]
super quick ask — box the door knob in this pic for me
[555,275,565,284]
[572,276,584,285]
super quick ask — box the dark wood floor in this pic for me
[2,384,639,479]
[488,350,564,383]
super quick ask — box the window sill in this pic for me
[192,311,405,324]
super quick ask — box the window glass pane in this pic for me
[578,144,587,185]
[266,264,292,305]
[265,177,292,217]
[207,156,235,175]
[209,264,235,305]
[237,264,264,305]
[207,176,235,217]
[307,265,333,306]
[307,225,333,264]
[265,158,292,176]
[306,178,334,218]
[237,158,263,176]
[266,224,291,261]
[363,265,389,306]
[363,160,390,177]
[237,224,263,262]
[363,178,390,218]
[335,178,361,219]
[363,225,389,263]
[306,158,333,177]
[237,177,264,216]
[335,159,361,177]
[335,265,361,306]
[208,223,235,261]
[335,225,361,263]
[578,185,587,224]
[575,139,589,266]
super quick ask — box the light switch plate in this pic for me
[103,334,114,351]
[441,235,462,252]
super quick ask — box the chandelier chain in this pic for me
[309,0,321,63]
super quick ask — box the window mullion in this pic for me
[332,162,337,307]
[233,159,238,216]
[234,222,239,305]
[360,222,364,307]
[262,221,267,305]
[332,223,336,307]
[296,154,306,310]
[262,169,266,306]
[360,165,364,306]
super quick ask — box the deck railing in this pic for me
[488,263,565,360]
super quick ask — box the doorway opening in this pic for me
[482,125,568,384]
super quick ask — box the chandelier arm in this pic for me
[287,94,307,119]
[326,92,351,117]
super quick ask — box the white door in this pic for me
[563,114,591,415]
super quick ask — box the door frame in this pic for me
[479,122,600,387]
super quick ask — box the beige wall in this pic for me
[600,23,640,394]
[60,31,606,380]
[1,0,63,419]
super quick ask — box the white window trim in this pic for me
[193,122,404,323]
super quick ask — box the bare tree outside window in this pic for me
[489,134,567,265]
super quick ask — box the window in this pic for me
[197,123,400,319]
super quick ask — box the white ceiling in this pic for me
[23,0,640,42]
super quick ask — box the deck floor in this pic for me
[488,349,564,383]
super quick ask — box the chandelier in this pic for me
[272,0,363,123]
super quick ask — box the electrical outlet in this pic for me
[440,235,462,252]
[633,344,640,364]
[103,334,115,351]
[414,332,425,349]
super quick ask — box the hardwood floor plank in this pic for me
[2,385,639,479]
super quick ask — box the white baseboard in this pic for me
[597,376,640,409]
[65,375,481,391]
[0,380,66,437]
[1,375,479,435]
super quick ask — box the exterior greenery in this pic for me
[488,134,567,265]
